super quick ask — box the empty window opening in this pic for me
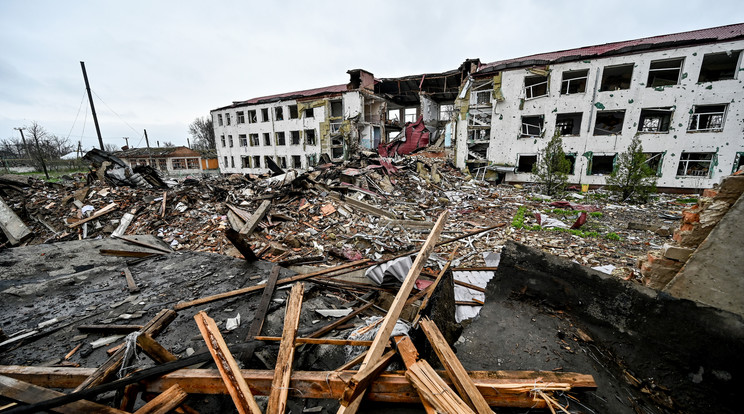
[291,155,302,168]
[304,108,314,118]
[249,134,259,146]
[525,75,549,99]
[228,135,234,147]
[404,108,417,123]
[387,109,400,122]
[307,154,318,167]
[247,110,257,123]
[217,114,223,126]
[226,113,231,126]
[644,152,664,175]
[331,137,344,159]
[264,156,273,168]
[517,155,537,173]
[274,107,284,121]
[276,132,286,146]
[688,104,727,132]
[223,156,227,167]
[589,155,616,175]
[305,129,316,146]
[172,159,186,170]
[252,156,261,168]
[474,90,492,106]
[220,135,226,147]
[561,70,589,94]
[262,133,271,146]
[236,111,245,124]
[594,111,626,135]
[439,104,455,121]
[239,134,247,147]
[600,64,634,91]
[647,58,683,87]
[565,154,577,174]
[555,113,582,136]
[288,105,298,119]
[277,156,287,169]
[734,152,744,173]
[261,108,270,122]
[331,101,343,118]
[290,131,301,145]
[230,156,234,168]
[639,108,673,133]
[241,156,250,168]
[698,51,741,82]
[677,152,714,176]
[520,115,544,138]
[468,129,490,143]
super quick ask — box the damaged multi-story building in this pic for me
[213,22,744,190]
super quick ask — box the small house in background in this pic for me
[196,148,219,171]
[115,146,203,176]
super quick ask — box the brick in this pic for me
[662,244,695,262]
[682,210,700,224]
[702,188,718,198]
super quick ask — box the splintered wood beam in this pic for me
[338,210,448,414]
[194,311,261,414]
[99,249,160,258]
[267,282,304,414]
[160,191,167,218]
[393,336,436,414]
[73,309,176,392]
[335,351,368,372]
[0,366,596,408]
[113,235,173,255]
[341,349,397,404]
[121,267,140,293]
[239,265,281,363]
[406,360,475,414]
[420,318,493,414]
[254,337,374,347]
[133,384,187,414]
[308,302,373,339]
[0,374,126,414]
[174,259,369,311]
[239,200,271,235]
[68,203,117,228]
[225,228,258,262]
[136,333,177,364]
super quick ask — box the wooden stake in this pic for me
[239,265,281,363]
[136,333,177,364]
[267,283,304,414]
[122,267,140,293]
[239,200,271,235]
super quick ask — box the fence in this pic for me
[0,158,87,173]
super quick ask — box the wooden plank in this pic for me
[379,219,435,230]
[341,349,397,404]
[113,235,173,254]
[99,249,161,258]
[122,267,140,293]
[225,228,258,261]
[0,366,596,408]
[73,309,176,392]
[134,384,187,414]
[0,374,126,414]
[239,265,281,363]
[308,302,373,339]
[406,360,475,414]
[420,318,493,414]
[267,282,304,414]
[227,204,254,223]
[160,191,167,218]
[137,333,177,364]
[194,311,261,414]
[335,351,368,372]
[338,210,448,414]
[411,247,458,327]
[0,196,32,245]
[68,202,117,228]
[239,200,271,235]
[454,279,486,293]
[254,336,374,347]
[451,267,499,272]
[77,325,143,334]
[329,192,396,219]
[174,259,370,311]
[393,336,436,414]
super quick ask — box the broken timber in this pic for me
[225,228,258,261]
[267,282,304,414]
[329,192,396,219]
[133,384,186,414]
[239,200,271,235]
[393,336,436,414]
[0,196,32,246]
[68,202,117,228]
[338,210,448,414]
[239,265,281,363]
[406,359,475,414]
[0,374,126,414]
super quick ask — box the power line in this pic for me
[90,90,144,139]
[65,90,87,141]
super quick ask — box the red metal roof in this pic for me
[233,83,348,106]
[477,23,744,73]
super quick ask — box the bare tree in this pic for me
[188,116,215,150]
[0,136,25,158]
[104,143,120,153]
[161,141,175,147]
[25,121,50,178]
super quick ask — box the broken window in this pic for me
[304,108,314,118]
[331,137,344,159]
[290,131,301,145]
[474,90,492,106]
[331,100,343,118]
[698,51,741,82]
[688,104,727,132]
[555,113,582,136]
[593,110,626,135]
[565,154,577,174]
[276,132,286,146]
[520,115,544,138]
[230,156,235,168]
[239,134,247,147]
[261,108,269,122]
[252,155,261,168]
[647,58,684,87]
[517,154,537,173]
[289,105,298,119]
[561,70,589,94]
[387,109,400,122]
[241,156,250,168]
[644,152,664,176]
[638,108,673,133]
[468,129,490,143]
[292,155,302,168]
[226,113,231,126]
[734,152,744,173]
[217,114,223,126]
[404,108,417,123]
[247,110,257,123]
[589,154,616,175]
[158,159,167,170]
[263,133,271,146]
[223,156,227,167]
[305,129,316,146]
[439,104,455,121]
[228,135,233,147]
[249,134,259,146]
[172,158,186,170]
[330,121,342,134]
[307,154,318,167]
[275,107,284,121]
[236,111,245,124]
[524,75,549,99]
[468,108,492,127]
[220,135,226,147]
[677,152,715,176]
[277,156,287,169]
[600,64,634,91]
[264,156,272,168]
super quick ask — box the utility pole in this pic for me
[77,141,82,158]
[187,138,191,148]
[123,137,129,148]
[13,127,31,160]
[80,61,104,150]
[144,129,153,167]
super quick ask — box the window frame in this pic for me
[677,152,715,177]
[524,75,549,99]
[593,110,626,136]
[687,104,727,132]
[238,134,248,147]
[520,115,544,138]
[560,70,589,95]
[638,107,673,133]
[236,111,245,124]
[599,63,634,91]
[647,58,684,87]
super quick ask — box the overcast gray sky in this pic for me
[1,0,743,152]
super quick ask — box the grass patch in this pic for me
[512,206,611,239]
[676,197,699,204]
[605,232,621,241]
